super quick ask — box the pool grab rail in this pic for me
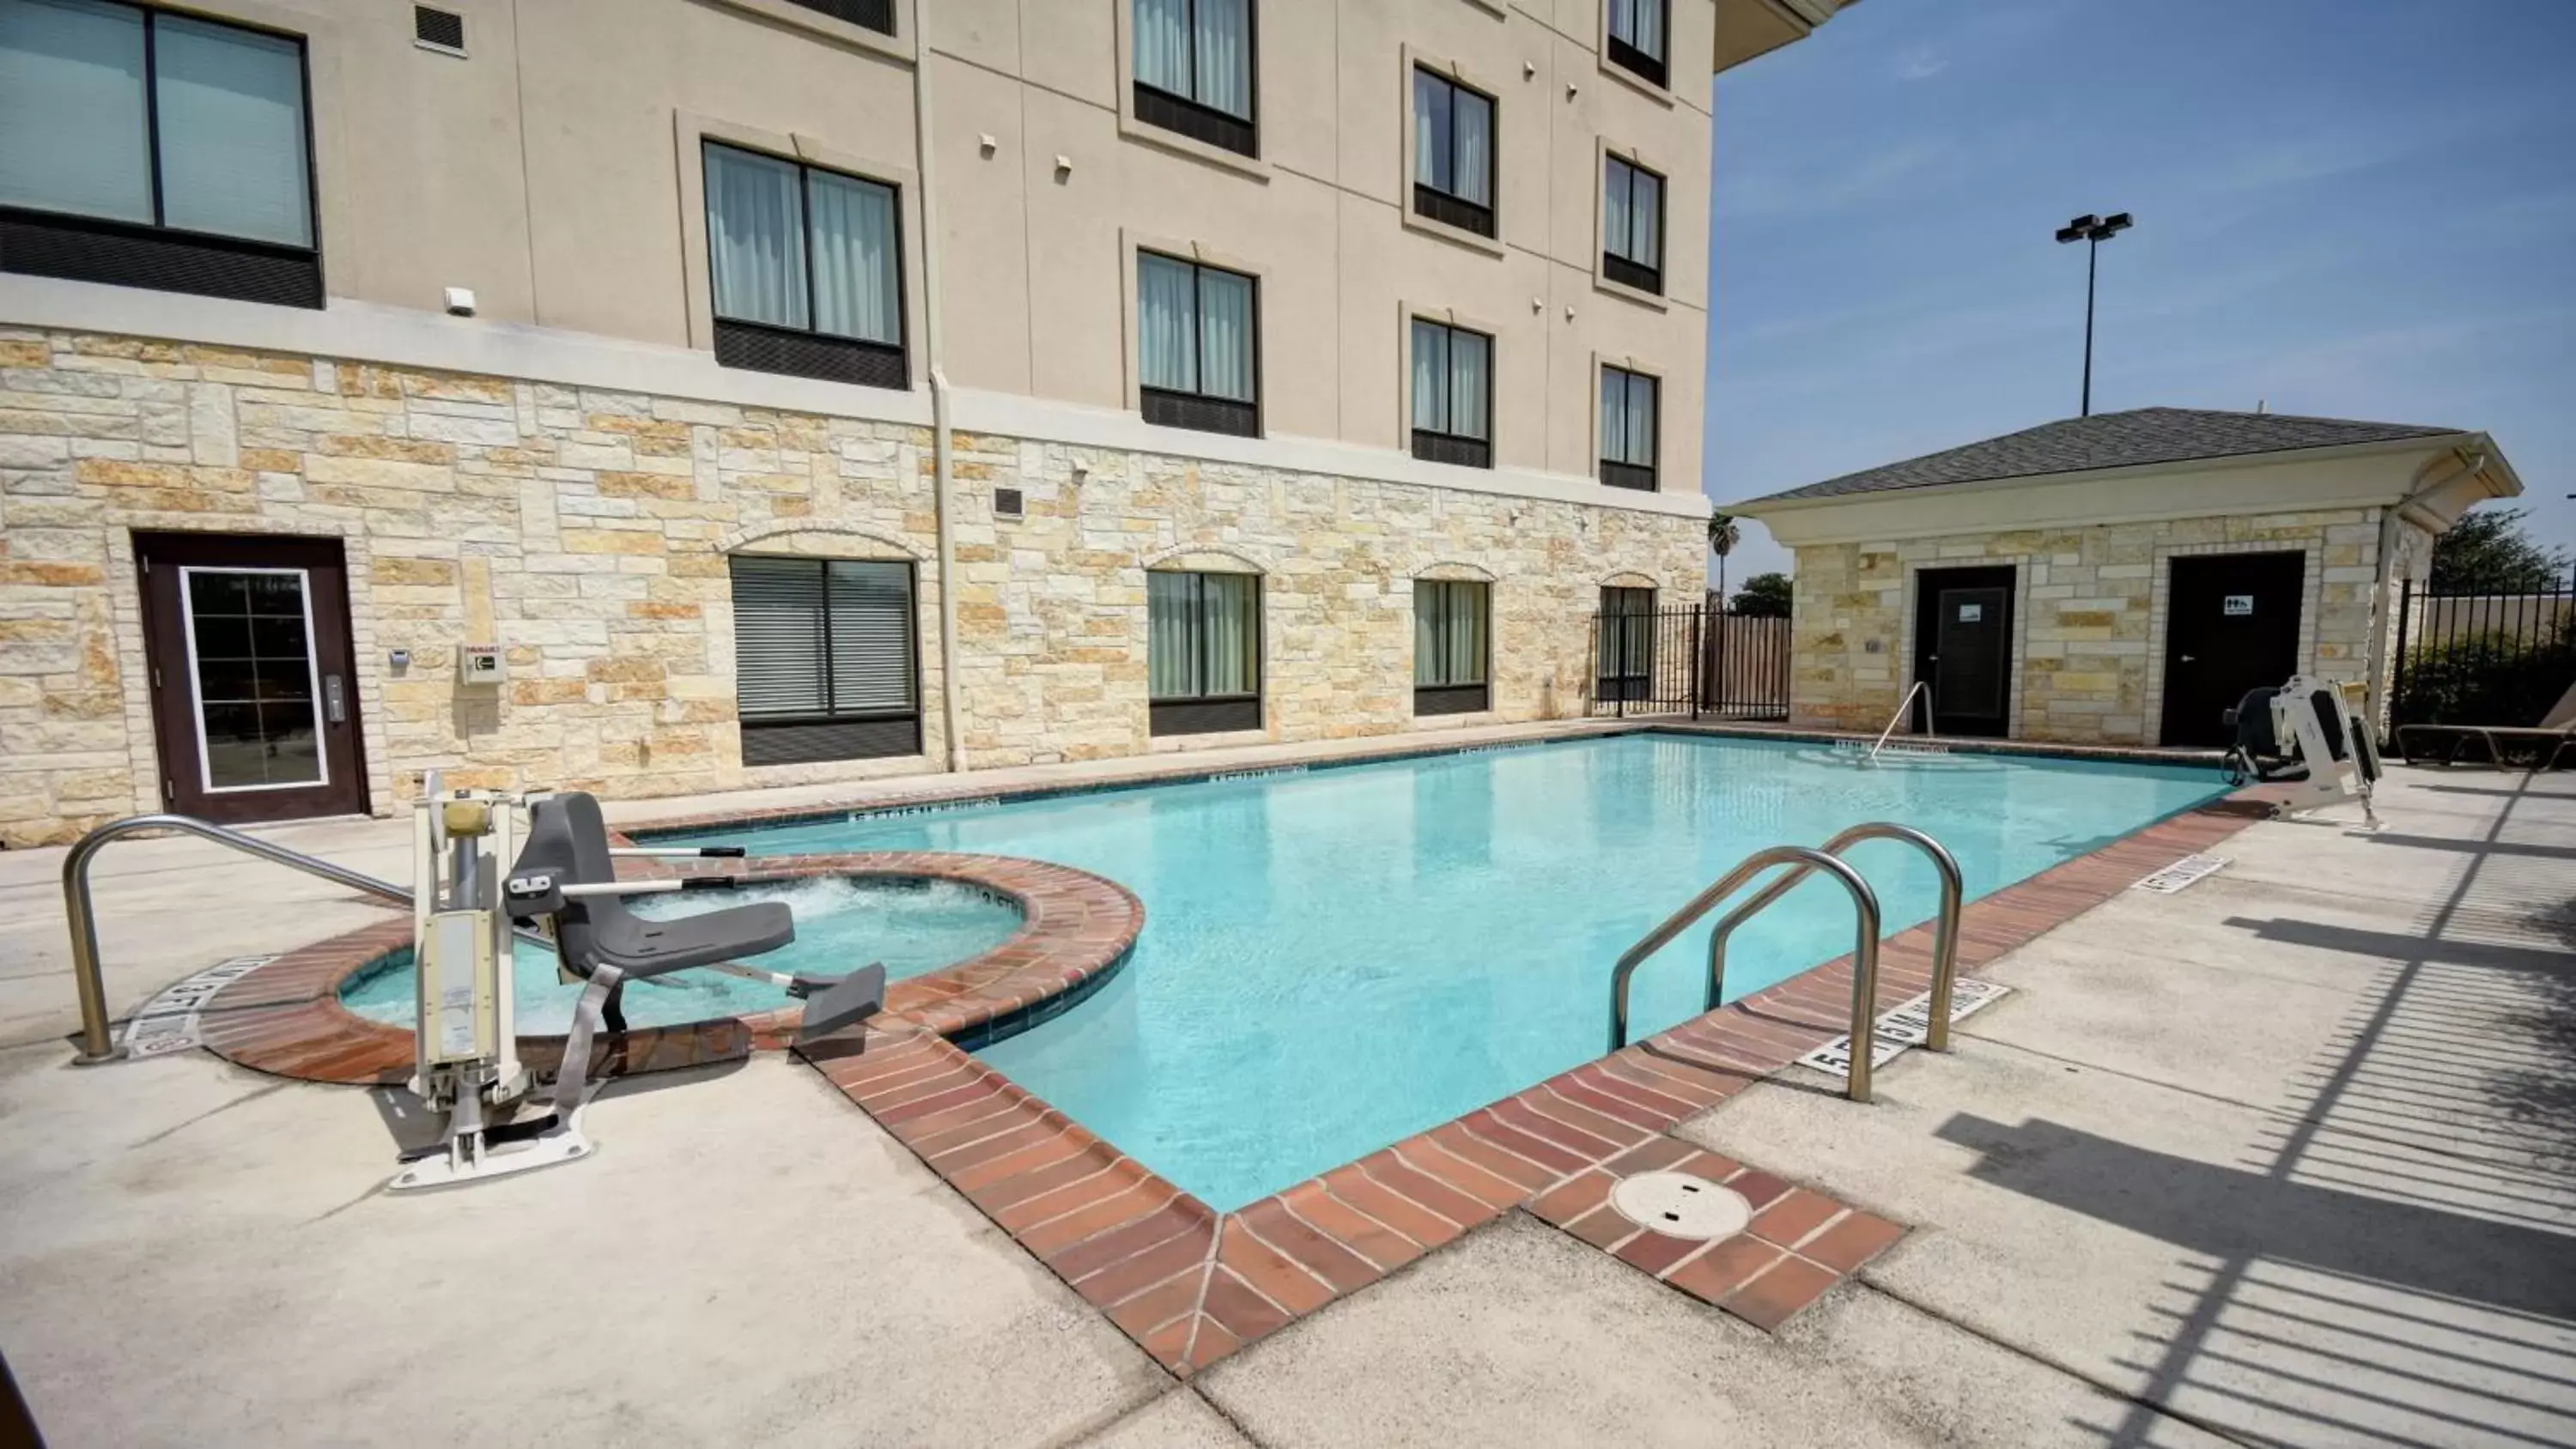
[1605,823,1966,1105]
[61,812,762,1064]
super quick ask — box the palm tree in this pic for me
[1707,512,1741,609]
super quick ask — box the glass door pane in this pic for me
[182,567,324,790]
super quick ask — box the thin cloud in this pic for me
[1895,44,1948,81]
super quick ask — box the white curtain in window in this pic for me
[1415,581,1487,686]
[1147,571,1199,699]
[154,14,312,246]
[1449,329,1489,440]
[1197,266,1255,402]
[1612,0,1664,60]
[808,171,899,344]
[1138,252,1198,393]
[1133,0,1189,95]
[1625,373,1657,464]
[1414,583,1441,687]
[1451,88,1491,206]
[1412,70,1449,192]
[707,144,809,330]
[0,0,151,223]
[1630,168,1661,267]
[1603,370,1656,465]
[1193,0,1250,119]
[1410,318,1448,434]
[1600,368,1626,463]
[1202,572,1258,695]
[1603,158,1632,261]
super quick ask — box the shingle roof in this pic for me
[1741,407,2463,506]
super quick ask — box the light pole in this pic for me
[2054,211,2132,417]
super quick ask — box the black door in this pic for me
[136,532,370,824]
[2162,551,2305,747]
[1912,566,2015,737]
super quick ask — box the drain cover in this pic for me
[1608,1171,1752,1240]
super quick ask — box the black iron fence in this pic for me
[1589,604,1791,719]
[2389,570,2576,729]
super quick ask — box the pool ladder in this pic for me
[1605,823,1964,1104]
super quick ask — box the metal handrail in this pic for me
[1871,681,1934,761]
[1707,823,1965,1052]
[1607,845,1886,1101]
[62,814,421,1063]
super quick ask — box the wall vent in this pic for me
[414,6,465,54]
[994,487,1024,519]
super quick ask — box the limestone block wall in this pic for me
[1788,512,2387,745]
[0,326,1702,846]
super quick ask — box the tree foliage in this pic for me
[1730,572,1793,618]
[2430,506,2570,593]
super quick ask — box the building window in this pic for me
[778,0,893,37]
[1414,579,1491,715]
[1148,570,1261,736]
[1138,252,1259,437]
[1600,365,1658,491]
[703,142,906,390]
[1410,318,1492,470]
[1412,67,1493,239]
[728,555,921,765]
[1606,0,1667,88]
[1602,155,1663,295]
[0,0,320,307]
[1133,0,1255,158]
[1597,585,1656,702]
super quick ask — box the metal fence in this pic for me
[2389,570,2576,729]
[1589,605,1791,719]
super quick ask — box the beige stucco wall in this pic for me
[153,0,1723,497]
[1787,512,2392,745]
[0,327,1702,846]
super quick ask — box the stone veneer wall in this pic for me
[0,327,1702,846]
[1788,511,2389,743]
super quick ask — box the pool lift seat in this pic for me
[2223,673,2382,827]
[388,785,884,1191]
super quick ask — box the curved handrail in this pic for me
[1705,823,1965,1052]
[1873,681,1935,760]
[1607,845,1886,1101]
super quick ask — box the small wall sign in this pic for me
[2224,594,2254,616]
[1958,603,1984,622]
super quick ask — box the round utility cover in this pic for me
[1608,1171,1752,1240]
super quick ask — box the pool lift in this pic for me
[2223,674,2383,828]
[390,779,885,1192]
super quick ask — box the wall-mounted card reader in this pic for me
[458,645,507,684]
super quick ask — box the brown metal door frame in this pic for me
[133,531,370,824]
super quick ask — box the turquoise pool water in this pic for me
[337,876,1023,1034]
[677,733,2228,1210]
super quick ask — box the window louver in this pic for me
[414,6,465,51]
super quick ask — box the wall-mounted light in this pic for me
[443,287,476,317]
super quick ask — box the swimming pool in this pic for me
[337,876,1023,1034]
[679,733,2228,1210]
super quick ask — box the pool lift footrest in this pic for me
[1797,979,2011,1079]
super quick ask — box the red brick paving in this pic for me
[169,749,2269,1378]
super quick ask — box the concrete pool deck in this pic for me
[0,736,2569,1446]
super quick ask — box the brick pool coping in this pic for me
[185,852,1143,1086]
[793,789,2274,1376]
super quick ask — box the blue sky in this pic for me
[1701,0,2576,586]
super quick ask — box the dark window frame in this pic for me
[1413,578,1492,715]
[1599,364,1659,492]
[775,0,895,37]
[1147,569,1264,737]
[702,139,910,391]
[1602,154,1665,296]
[1138,252,1262,439]
[1411,66,1496,239]
[0,0,325,308]
[1132,0,1260,160]
[729,555,923,765]
[1409,318,1493,470]
[1606,0,1668,88]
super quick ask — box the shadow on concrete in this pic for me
[367,1056,745,1156]
[1953,772,2576,1447]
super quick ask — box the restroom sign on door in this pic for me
[2224,594,2254,616]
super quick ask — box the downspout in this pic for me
[909,0,967,773]
[2366,448,2487,731]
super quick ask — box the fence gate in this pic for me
[2388,570,2576,731]
[1588,603,1790,720]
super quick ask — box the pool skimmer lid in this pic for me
[1608,1171,1752,1240]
